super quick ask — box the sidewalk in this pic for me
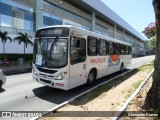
[0,64,32,75]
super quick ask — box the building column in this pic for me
[91,12,95,32]
[122,30,125,41]
[131,35,133,44]
[114,24,116,38]
[36,0,43,30]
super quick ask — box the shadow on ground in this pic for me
[69,68,139,106]
[0,88,6,93]
[32,69,139,106]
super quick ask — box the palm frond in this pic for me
[19,40,23,44]
[4,31,8,35]
[0,31,12,43]
[14,32,33,47]
[18,32,25,37]
[6,37,12,42]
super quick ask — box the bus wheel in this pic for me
[119,63,124,73]
[87,70,96,84]
[0,81,2,89]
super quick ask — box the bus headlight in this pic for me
[55,72,67,80]
[33,68,38,75]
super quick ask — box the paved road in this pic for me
[0,55,155,120]
[128,55,155,69]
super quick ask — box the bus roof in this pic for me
[37,25,73,30]
[37,25,132,46]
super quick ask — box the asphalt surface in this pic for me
[0,55,155,120]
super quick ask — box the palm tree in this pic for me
[144,0,160,112]
[14,32,33,62]
[0,31,12,59]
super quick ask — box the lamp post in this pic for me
[40,1,63,17]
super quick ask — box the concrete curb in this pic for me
[5,68,32,75]
[1,65,32,75]
[112,68,154,120]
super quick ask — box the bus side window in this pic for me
[128,46,132,55]
[120,44,124,55]
[109,42,114,55]
[99,39,107,56]
[71,36,86,65]
[113,42,116,55]
[106,41,109,55]
[116,43,121,55]
[125,45,128,54]
[88,36,98,56]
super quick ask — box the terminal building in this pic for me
[0,0,148,56]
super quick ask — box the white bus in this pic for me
[32,25,132,90]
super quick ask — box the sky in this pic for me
[101,0,155,39]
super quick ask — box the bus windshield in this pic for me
[33,38,68,68]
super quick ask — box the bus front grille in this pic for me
[36,67,57,74]
[40,79,51,84]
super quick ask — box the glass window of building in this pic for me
[0,1,35,31]
[0,15,12,27]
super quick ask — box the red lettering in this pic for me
[90,58,106,64]
[96,59,98,63]
[90,59,94,63]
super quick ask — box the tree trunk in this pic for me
[144,0,160,112]
[24,42,25,63]
[3,41,5,59]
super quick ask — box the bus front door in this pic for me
[69,36,87,89]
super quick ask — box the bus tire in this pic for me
[87,70,96,84]
[119,63,124,73]
[0,81,2,89]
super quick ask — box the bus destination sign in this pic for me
[36,27,69,37]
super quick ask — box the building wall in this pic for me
[12,0,35,8]
[43,0,91,30]
[125,33,132,44]
[116,28,123,40]
[0,0,145,56]
[0,0,35,54]
[47,0,91,20]
[96,19,113,37]
[0,0,35,34]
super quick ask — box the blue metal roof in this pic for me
[82,0,145,41]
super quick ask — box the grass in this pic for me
[133,80,144,89]
[126,61,154,98]
[138,61,154,73]
[127,80,144,98]
[149,60,154,65]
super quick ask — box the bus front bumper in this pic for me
[32,74,69,90]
